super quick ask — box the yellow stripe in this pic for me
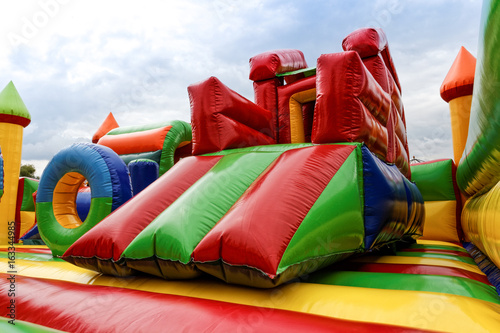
[1,258,499,332]
[352,255,484,275]
[417,239,464,248]
[3,245,50,249]
[289,88,315,143]
[0,258,99,284]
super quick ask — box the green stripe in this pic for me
[106,121,175,135]
[308,271,500,305]
[278,148,364,273]
[203,142,361,157]
[20,178,39,211]
[395,251,476,265]
[276,67,316,77]
[408,243,469,253]
[122,151,281,263]
[120,150,162,166]
[204,143,314,156]
[0,317,64,333]
[0,251,62,262]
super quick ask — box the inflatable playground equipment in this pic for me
[1,0,500,330]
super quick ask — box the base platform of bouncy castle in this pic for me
[1,239,499,332]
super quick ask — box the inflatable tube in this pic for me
[36,143,132,256]
[97,120,192,176]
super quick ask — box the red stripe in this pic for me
[0,247,52,254]
[400,248,472,258]
[337,262,491,285]
[193,145,355,276]
[63,156,222,261]
[0,274,433,332]
[0,114,30,127]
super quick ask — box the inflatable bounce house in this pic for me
[2,0,500,331]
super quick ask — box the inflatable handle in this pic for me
[36,143,132,256]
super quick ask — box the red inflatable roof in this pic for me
[440,46,476,102]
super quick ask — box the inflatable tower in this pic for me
[440,46,476,164]
[0,81,31,244]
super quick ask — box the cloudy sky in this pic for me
[0,0,482,176]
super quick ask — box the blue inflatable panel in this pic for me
[129,159,159,195]
[361,146,423,248]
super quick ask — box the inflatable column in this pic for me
[0,81,31,244]
[440,46,476,164]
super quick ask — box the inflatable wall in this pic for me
[411,159,463,243]
[456,0,500,269]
